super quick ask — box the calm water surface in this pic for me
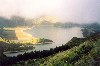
[5,26,83,57]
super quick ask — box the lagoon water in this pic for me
[5,26,83,57]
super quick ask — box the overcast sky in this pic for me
[0,0,100,23]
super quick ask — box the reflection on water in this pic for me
[5,26,83,57]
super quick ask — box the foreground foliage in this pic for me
[13,34,100,66]
[0,33,100,66]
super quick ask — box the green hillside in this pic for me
[13,33,100,66]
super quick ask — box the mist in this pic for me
[0,0,100,23]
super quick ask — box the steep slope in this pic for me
[13,33,100,66]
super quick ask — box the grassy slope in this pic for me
[39,40,99,66]
[14,38,100,66]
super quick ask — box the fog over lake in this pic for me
[5,26,83,57]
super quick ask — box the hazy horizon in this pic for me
[0,0,100,23]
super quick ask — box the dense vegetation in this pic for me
[82,23,100,37]
[0,33,100,66]
[0,41,34,52]
[0,37,53,57]
[38,38,53,44]
[13,33,100,66]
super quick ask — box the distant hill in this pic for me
[0,29,17,40]
[0,16,33,28]
[0,16,58,27]
[32,16,57,25]
[82,23,100,37]
[54,22,81,28]
[0,15,100,33]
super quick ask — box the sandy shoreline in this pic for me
[14,27,33,40]
[3,27,37,41]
